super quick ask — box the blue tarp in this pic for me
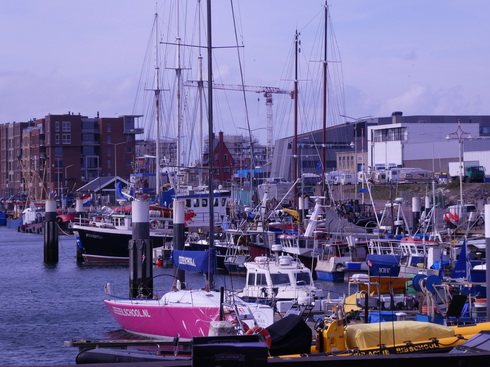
[171,249,216,274]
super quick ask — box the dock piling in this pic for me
[43,199,59,264]
[129,200,153,299]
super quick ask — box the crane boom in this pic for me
[183,80,293,162]
[183,80,291,95]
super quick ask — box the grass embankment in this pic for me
[330,182,490,205]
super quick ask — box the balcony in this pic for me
[124,127,144,135]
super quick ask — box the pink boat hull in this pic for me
[104,299,221,340]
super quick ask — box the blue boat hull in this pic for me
[316,271,344,282]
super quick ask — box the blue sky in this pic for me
[1,1,490,152]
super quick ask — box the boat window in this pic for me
[186,199,191,207]
[247,273,255,286]
[202,199,208,207]
[271,273,290,286]
[193,199,199,208]
[222,198,227,207]
[256,273,267,286]
[214,198,219,207]
[295,272,311,285]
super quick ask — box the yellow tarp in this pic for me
[345,321,455,350]
[281,208,300,222]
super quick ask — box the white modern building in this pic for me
[368,112,489,175]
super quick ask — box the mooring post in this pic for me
[424,195,432,231]
[129,200,153,299]
[75,198,84,263]
[485,204,490,320]
[412,196,421,233]
[43,199,59,264]
[173,199,186,290]
[298,195,305,222]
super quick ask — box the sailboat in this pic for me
[104,2,274,340]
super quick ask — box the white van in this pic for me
[326,170,344,185]
[338,172,356,185]
[398,169,433,184]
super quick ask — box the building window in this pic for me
[55,121,60,132]
[480,126,490,136]
[55,147,63,156]
[62,121,71,132]
[55,134,59,144]
[107,147,112,157]
[107,135,112,144]
[107,122,111,132]
[62,134,71,144]
[107,159,112,170]
[374,127,407,143]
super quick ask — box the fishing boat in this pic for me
[72,188,231,263]
[315,235,369,282]
[72,205,174,263]
[236,246,326,315]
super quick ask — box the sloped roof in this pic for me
[76,176,129,193]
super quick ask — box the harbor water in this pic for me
[0,226,348,366]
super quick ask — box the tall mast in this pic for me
[176,4,182,170]
[198,0,204,186]
[293,30,299,209]
[206,0,215,290]
[154,12,162,201]
[322,2,328,197]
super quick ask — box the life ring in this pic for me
[245,326,272,347]
[150,220,159,230]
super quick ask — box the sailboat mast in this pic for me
[322,2,328,196]
[206,0,215,289]
[154,12,162,201]
[198,0,204,186]
[293,30,299,209]
[176,4,182,170]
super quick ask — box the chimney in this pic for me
[392,111,403,124]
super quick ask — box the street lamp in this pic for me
[52,158,62,197]
[420,133,436,175]
[64,164,74,192]
[349,140,358,199]
[446,119,473,206]
[109,142,126,179]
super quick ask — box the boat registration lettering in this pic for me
[112,306,151,318]
[353,341,439,355]
[394,342,439,354]
[178,256,196,267]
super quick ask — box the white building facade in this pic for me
[367,113,487,175]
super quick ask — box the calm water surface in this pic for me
[0,227,347,366]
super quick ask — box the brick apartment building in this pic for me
[0,113,141,200]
